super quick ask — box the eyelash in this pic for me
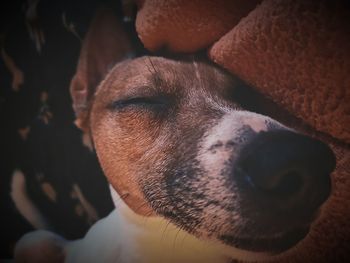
[109,96,168,111]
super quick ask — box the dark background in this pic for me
[0,0,145,258]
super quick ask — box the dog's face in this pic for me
[71,9,336,259]
[88,57,334,256]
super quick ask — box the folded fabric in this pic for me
[210,0,350,144]
[136,0,260,52]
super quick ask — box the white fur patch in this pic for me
[198,110,285,176]
[197,111,274,184]
[66,187,231,263]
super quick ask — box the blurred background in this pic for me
[0,0,142,258]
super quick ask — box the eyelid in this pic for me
[108,95,169,111]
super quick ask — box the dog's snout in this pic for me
[236,130,336,213]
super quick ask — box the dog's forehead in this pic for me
[101,56,234,97]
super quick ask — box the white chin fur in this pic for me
[109,186,275,263]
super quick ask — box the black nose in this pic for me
[236,130,336,213]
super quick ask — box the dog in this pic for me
[14,8,336,263]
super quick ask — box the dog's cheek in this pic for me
[90,107,158,216]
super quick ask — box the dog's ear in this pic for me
[70,7,133,132]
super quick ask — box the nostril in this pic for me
[236,130,335,212]
[266,170,303,198]
[240,162,304,199]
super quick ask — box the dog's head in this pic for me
[70,8,336,260]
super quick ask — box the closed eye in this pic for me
[108,96,169,111]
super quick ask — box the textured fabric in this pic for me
[210,0,350,144]
[135,0,260,52]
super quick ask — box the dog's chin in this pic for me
[220,226,310,256]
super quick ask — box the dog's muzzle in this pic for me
[199,111,336,253]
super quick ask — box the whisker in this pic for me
[145,59,154,75]
[173,227,181,249]
[180,230,188,248]
[161,219,172,241]
[147,56,159,75]
[192,56,204,90]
